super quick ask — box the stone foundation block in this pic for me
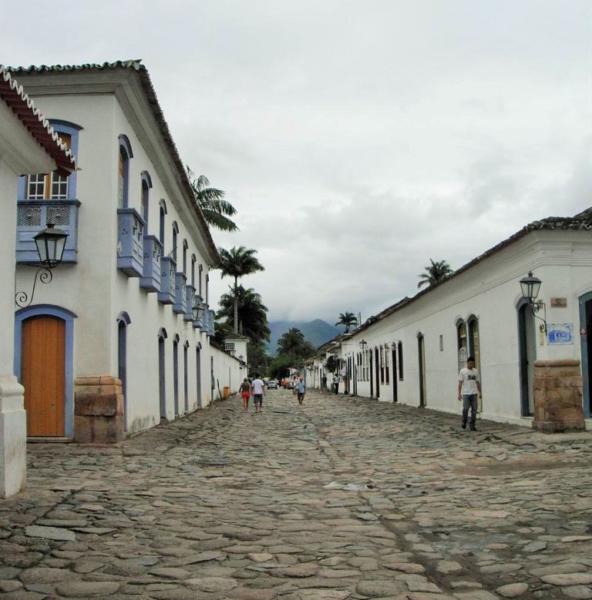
[74,376,124,444]
[533,360,585,433]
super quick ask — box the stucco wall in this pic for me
[339,231,592,424]
[14,91,235,436]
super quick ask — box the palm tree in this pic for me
[277,328,315,359]
[218,247,265,333]
[336,311,358,333]
[187,167,238,232]
[417,259,453,288]
[217,286,270,344]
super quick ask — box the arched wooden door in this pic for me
[22,316,65,437]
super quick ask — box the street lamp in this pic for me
[192,297,204,323]
[519,271,547,334]
[359,339,367,350]
[15,223,69,308]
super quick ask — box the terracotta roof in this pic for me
[8,60,219,264]
[0,66,76,173]
[349,207,592,338]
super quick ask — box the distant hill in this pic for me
[268,319,343,354]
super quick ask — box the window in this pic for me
[182,240,188,275]
[159,201,166,246]
[385,348,390,384]
[140,172,152,227]
[172,222,179,263]
[380,347,385,384]
[191,255,196,288]
[398,341,404,380]
[457,320,467,372]
[206,273,209,304]
[468,316,481,371]
[198,264,203,296]
[439,334,444,352]
[25,130,74,200]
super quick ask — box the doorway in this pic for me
[158,334,166,420]
[369,352,373,397]
[196,346,202,408]
[21,316,65,436]
[375,347,380,399]
[517,301,536,416]
[391,346,398,403]
[117,320,127,430]
[579,292,592,418]
[173,338,179,417]
[418,333,426,407]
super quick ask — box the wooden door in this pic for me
[22,316,66,436]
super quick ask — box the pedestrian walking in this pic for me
[251,374,265,413]
[457,356,482,431]
[240,378,251,411]
[321,374,327,391]
[296,377,306,405]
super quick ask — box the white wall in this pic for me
[15,89,234,436]
[340,231,592,424]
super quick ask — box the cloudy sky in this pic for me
[3,0,591,322]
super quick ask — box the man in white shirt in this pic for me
[457,356,482,431]
[251,375,265,413]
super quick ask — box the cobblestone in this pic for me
[0,389,591,598]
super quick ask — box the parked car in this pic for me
[266,379,278,389]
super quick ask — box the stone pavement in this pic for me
[1,389,591,600]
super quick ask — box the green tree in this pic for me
[325,355,341,374]
[187,167,238,232]
[219,246,265,333]
[248,342,270,377]
[417,259,453,288]
[336,311,358,333]
[216,286,270,345]
[277,328,315,358]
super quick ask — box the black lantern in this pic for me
[34,223,68,268]
[520,271,542,304]
[359,339,367,349]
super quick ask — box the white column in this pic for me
[0,374,27,498]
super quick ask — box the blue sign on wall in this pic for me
[547,323,573,345]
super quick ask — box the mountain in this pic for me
[268,319,343,354]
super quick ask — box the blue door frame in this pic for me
[579,292,592,418]
[14,304,76,438]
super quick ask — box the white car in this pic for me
[266,379,279,389]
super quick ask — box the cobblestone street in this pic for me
[1,390,591,600]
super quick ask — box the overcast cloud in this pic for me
[2,0,591,322]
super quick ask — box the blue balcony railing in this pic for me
[173,272,187,314]
[16,200,80,264]
[158,256,176,304]
[140,235,163,292]
[192,294,204,330]
[184,284,195,322]
[200,303,210,334]
[207,309,216,336]
[117,209,145,277]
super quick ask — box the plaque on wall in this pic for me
[550,297,567,307]
[547,323,573,345]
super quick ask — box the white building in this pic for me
[312,212,592,430]
[0,66,75,496]
[10,60,246,444]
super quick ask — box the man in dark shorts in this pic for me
[296,377,306,405]
[251,375,265,413]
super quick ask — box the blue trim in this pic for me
[14,305,76,438]
[116,311,132,325]
[17,176,26,201]
[140,170,153,189]
[579,292,592,418]
[49,120,81,199]
[118,134,134,158]
[159,198,167,214]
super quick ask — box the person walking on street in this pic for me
[457,356,482,431]
[251,374,265,413]
[296,377,306,405]
[240,378,251,411]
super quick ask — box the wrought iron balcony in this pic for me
[173,272,187,315]
[158,256,177,304]
[117,209,145,277]
[140,235,163,292]
[16,200,80,264]
[184,284,195,321]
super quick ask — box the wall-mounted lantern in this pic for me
[519,271,547,334]
[192,297,204,323]
[15,223,69,308]
[359,339,368,350]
